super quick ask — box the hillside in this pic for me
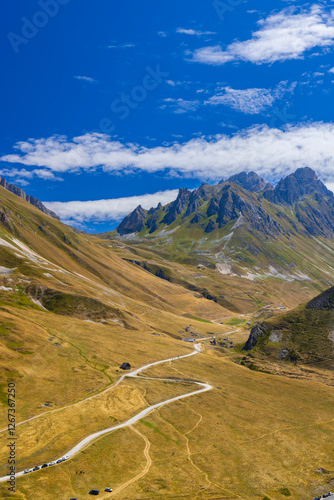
[243,287,334,372]
[97,168,334,314]
[1,180,334,500]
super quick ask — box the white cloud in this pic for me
[43,190,179,224]
[207,81,296,114]
[177,28,216,36]
[326,182,334,193]
[161,98,200,113]
[328,67,334,73]
[191,5,334,65]
[0,168,62,181]
[4,123,334,184]
[74,76,98,84]
[107,43,135,49]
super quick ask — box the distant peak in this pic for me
[293,167,317,179]
[227,171,273,193]
[263,167,333,205]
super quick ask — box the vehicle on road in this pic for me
[41,463,48,468]
[105,488,113,492]
[24,469,32,474]
[89,490,100,495]
[48,461,56,466]
[32,466,40,471]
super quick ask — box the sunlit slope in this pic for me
[0,185,233,321]
[0,185,232,424]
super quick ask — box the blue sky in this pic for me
[2,0,334,231]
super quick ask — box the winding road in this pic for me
[0,342,212,485]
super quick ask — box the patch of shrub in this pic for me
[278,487,291,497]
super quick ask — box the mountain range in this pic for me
[117,167,334,238]
[1,167,334,499]
[111,168,334,292]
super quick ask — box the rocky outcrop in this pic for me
[205,219,217,233]
[216,185,282,235]
[206,197,219,217]
[306,287,334,310]
[243,322,269,351]
[0,177,59,220]
[162,188,191,225]
[228,171,273,193]
[117,205,147,235]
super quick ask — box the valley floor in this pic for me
[1,327,333,500]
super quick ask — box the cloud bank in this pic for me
[3,122,334,184]
[191,5,334,65]
[44,190,179,225]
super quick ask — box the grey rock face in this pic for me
[162,188,191,225]
[306,287,334,310]
[205,219,217,233]
[117,205,147,235]
[263,167,333,205]
[228,171,273,192]
[243,322,269,351]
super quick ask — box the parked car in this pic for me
[56,458,63,463]
[105,488,113,492]
[89,490,100,495]
[32,466,40,471]
[41,463,48,468]
[24,469,32,474]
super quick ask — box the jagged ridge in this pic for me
[0,177,59,220]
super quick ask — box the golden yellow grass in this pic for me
[1,344,333,500]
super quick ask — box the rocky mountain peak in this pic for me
[263,167,333,205]
[162,188,191,225]
[116,205,147,235]
[227,171,273,193]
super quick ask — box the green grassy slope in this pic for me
[243,287,334,371]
